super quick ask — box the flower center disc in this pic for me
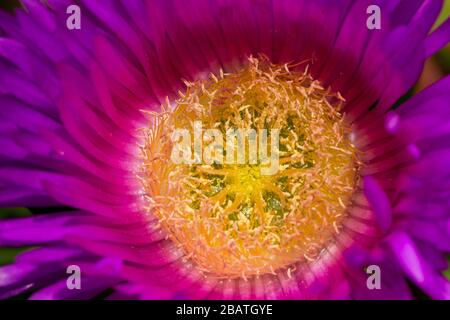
[140,57,361,279]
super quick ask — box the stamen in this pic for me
[139,56,361,279]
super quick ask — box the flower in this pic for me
[0,0,449,300]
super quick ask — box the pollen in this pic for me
[139,56,361,279]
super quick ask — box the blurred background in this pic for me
[0,0,449,299]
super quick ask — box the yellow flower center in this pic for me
[139,57,361,279]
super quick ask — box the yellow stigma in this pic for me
[139,56,361,279]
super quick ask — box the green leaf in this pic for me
[0,207,32,219]
[0,247,31,266]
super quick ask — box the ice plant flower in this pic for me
[0,0,449,299]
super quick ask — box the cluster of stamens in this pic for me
[139,57,361,279]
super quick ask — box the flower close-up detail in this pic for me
[0,0,449,300]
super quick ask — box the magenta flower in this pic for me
[0,0,449,300]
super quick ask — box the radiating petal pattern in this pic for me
[0,0,448,299]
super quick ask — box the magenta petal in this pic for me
[363,176,392,233]
[385,112,401,134]
[29,276,119,300]
[425,18,450,57]
[388,232,450,300]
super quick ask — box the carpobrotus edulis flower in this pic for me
[0,0,449,299]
